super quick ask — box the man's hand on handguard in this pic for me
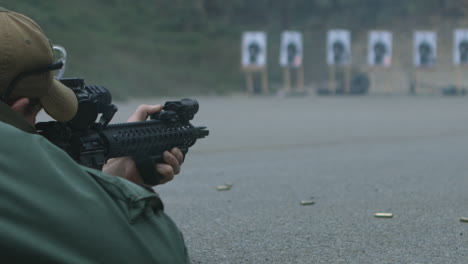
[102,104,184,186]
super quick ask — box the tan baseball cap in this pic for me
[0,8,77,121]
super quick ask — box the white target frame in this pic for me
[454,29,468,65]
[327,29,351,66]
[279,31,303,68]
[413,31,437,67]
[241,32,267,68]
[368,31,392,67]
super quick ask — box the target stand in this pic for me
[367,31,393,94]
[453,64,467,95]
[279,31,305,96]
[243,65,269,95]
[367,66,393,94]
[412,67,438,95]
[241,31,268,95]
[283,65,305,96]
[326,29,351,95]
[412,31,437,95]
[453,29,468,95]
[328,64,351,95]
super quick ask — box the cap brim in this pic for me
[40,79,78,122]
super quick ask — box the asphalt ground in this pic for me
[41,95,468,263]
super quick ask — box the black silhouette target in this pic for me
[414,32,436,67]
[373,42,387,65]
[280,31,303,67]
[248,42,261,64]
[418,42,433,66]
[454,30,468,65]
[327,30,351,65]
[286,42,298,65]
[368,31,392,66]
[332,41,347,64]
[459,40,468,64]
[242,32,266,67]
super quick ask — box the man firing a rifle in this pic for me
[0,7,191,263]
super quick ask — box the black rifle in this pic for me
[36,78,209,185]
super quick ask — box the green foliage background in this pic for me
[2,0,468,99]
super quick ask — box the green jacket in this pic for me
[0,102,190,263]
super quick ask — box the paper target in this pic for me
[241,32,267,67]
[279,31,303,67]
[327,30,351,66]
[454,29,468,65]
[414,31,437,67]
[368,31,392,66]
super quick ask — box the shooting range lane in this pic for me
[89,96,468,263]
